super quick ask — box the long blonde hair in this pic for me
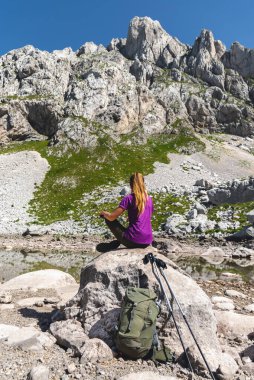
[130,172,148,216]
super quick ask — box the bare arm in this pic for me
[100,207,125,221]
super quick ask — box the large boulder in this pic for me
[65,248,223,372]
[0,269,77,290]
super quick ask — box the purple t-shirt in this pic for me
[119,193,154,244]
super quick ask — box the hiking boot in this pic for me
[96,240,121,253]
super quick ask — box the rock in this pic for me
[194,202,207,215]
[207,178,254,206]
[50,320,88,356]
[0,324,56,350]
[119,186,129,196]
[28,365,50,380]
[202,247,225,258]
[222,41,254,78]
[246,209,254,224]
[215,311,254,338]
[241,345,254,361]
[187,209,198,220]
[0,292,12,303]
[67,363,76,374]
[0,269,77,290]
[16,297,45,307]
[244,304,254,313]
[187,29,225,89]
[224,289,246,299]
[80,338,114,363]
[211,296,235,311]
[65,249,224,372]
[216,352,238,380]
[226,226,254,241]
[118,372,177,380]
[195,179,214,189]
[124,16,187,67]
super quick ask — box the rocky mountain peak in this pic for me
[124,16,188,67]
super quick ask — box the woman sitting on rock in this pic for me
[97,172,154,252]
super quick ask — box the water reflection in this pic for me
[175,255,254,283]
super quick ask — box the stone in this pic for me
[211,296,235,311]
[241,345,254,361]
[0,269,77,290]
[0,292,12,303]
[80,338,114,363]
[16,297,45,307]
[28,365,50,380]
[67,363,76,374]
[244,304,254,312]
[118,372,177,380]
[124,16,187,67]
[224,289,246,299]
[246,209,254,224]
[216,353,238,380]
[202,247,225,258]
[0,324,56,350]
[50,319,88,356]
[65,249,224,372]
[215,311,254,338]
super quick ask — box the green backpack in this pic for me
[115,287,174,362]
[115,287,159,359]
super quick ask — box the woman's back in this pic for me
[119,193,153,244]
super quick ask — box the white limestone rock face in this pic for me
[124,16,188,67]
[187,29,225,89]
[65,249,223,372]
[222,42,254,78]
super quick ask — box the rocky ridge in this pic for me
[1,16,254,147]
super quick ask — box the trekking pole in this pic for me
[143,253,194,373]
[147,253,216,380]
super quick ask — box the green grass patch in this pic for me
[0,131,204,227]
[207,200,254,233]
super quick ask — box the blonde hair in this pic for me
[130,172,148,216]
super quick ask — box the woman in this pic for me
[97,172,154,252]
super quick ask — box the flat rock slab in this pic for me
[215,311,254,337]
[16,297,45,307]
[0,269,77,290]
[0,324,56,350]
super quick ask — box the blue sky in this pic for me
[1,0,254,55]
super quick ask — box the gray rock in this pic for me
[124,16,187,67]
[50,320,88,356]
[216,353,238,380]
[0,292,12,304]
[222,41,254,78]
[246,209,254,224]
[80,338,114,363]
[28,365,50,380]
[65,249,224,372]
[244,304,254,313]
[224,289,246,299]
